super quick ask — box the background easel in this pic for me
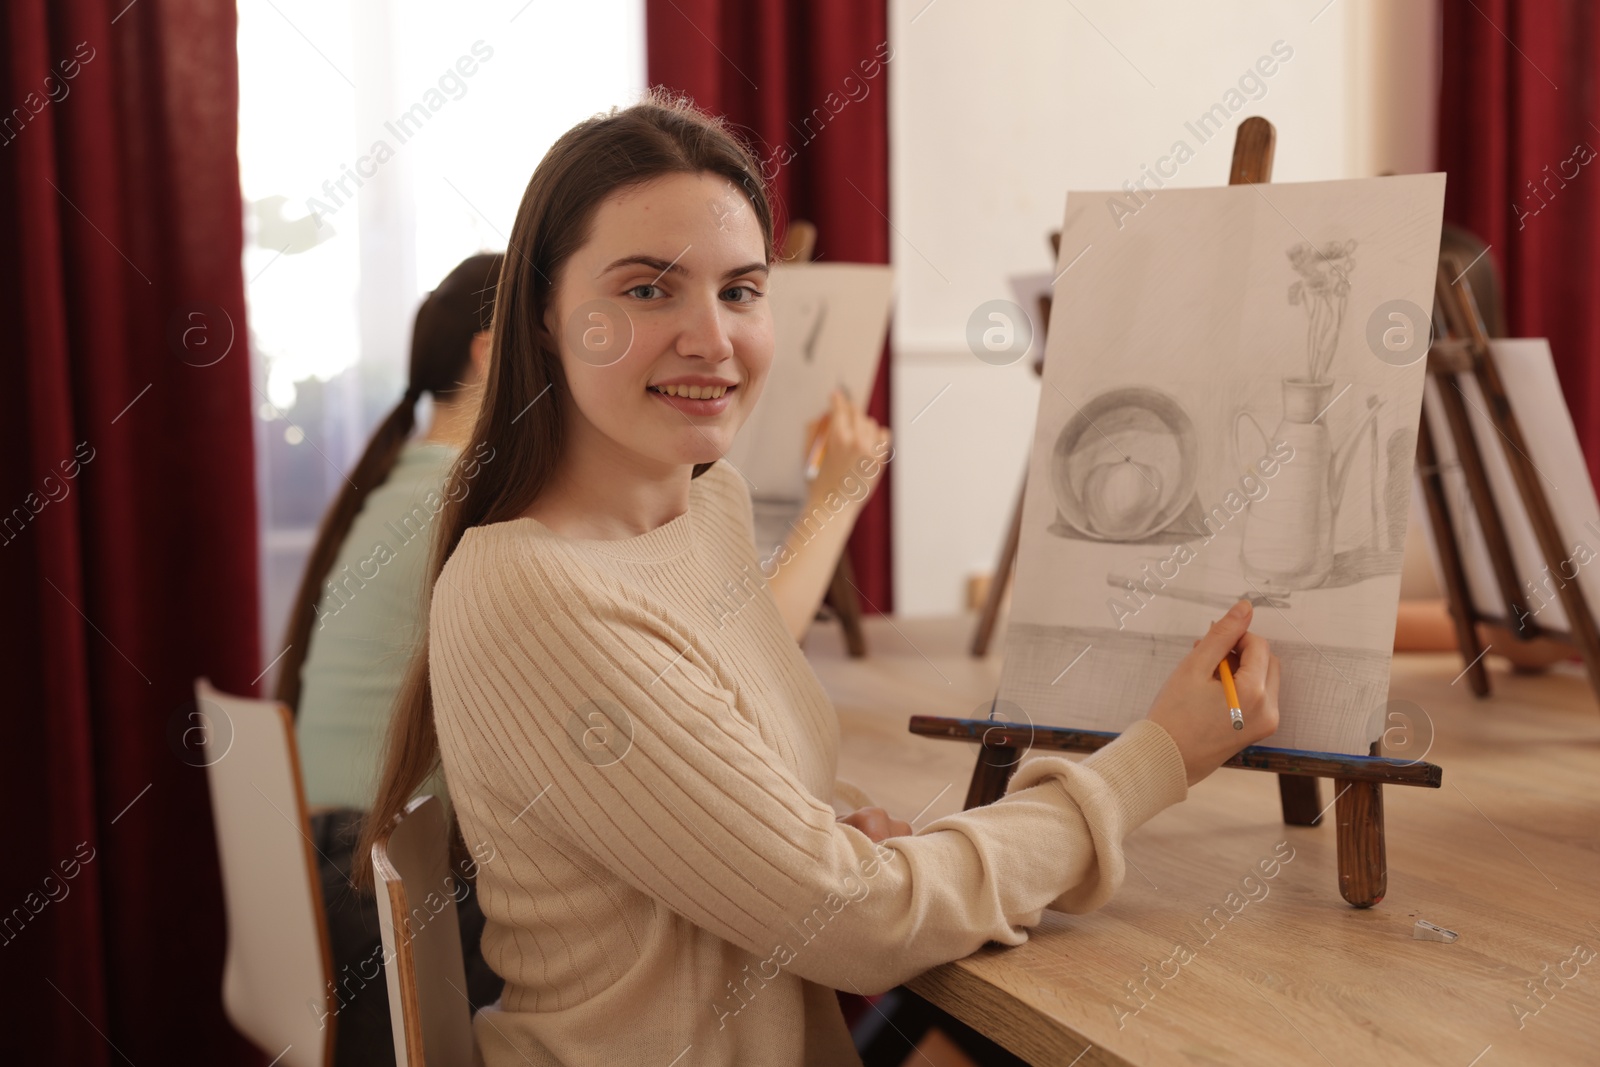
[1418,255,1600,699]
[915,117,1443,908]
[970,236,1056,658]
[781,220,869,657]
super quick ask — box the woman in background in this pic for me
[276,252,505,1065]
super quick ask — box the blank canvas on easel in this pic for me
[998,174,1446,755]
[1420,337,1600,635]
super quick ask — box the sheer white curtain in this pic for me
[237,0,646,674]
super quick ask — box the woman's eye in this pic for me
[627,284,662,300]
[723,285,763,303]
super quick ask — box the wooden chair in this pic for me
[371,795,475,1067]
[195,678,335,1067]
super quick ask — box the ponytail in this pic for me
[273,393,420,712]
[273,252,502,711]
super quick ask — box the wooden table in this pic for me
[803,615,1600,1066]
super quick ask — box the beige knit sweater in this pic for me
[430,460,1189,1067]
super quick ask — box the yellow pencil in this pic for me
[1218,658,1245,731]
[804,384,852,481]
[804,419,829,480]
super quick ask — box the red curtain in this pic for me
[647,0,895,611]
[1438,0,1600,485]
[1,1,261,1063]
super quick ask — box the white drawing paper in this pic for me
[724,263,893,554]
[1419,338,1600,635]
[998,174,1446,755]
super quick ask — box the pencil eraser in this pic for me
[1413,919,1458,943]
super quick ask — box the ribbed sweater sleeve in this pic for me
[830,778,875,817]
[431,529,1189,997]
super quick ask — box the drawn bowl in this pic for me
[1050,386,1199,542]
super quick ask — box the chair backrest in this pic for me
[371,795,474,1067]
[195,678,335,1067]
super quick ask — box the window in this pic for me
[237,0,645,672]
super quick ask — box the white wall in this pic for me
[887,0,1437,616]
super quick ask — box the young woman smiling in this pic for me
[358,95,1281,1067]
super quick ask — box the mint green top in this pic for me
[295,439,458,810]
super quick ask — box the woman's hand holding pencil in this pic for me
[1143,599,1282,787]
[803,386,890,500]
[765,389,891,642]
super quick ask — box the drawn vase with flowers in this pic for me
[1237,239,1358,591]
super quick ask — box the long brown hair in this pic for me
[355,92,776,888]
[274,253,504,713]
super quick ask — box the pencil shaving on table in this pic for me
[1413,919,1459,943]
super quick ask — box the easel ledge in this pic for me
[909,711,1445,911]
[908,716,1443,787]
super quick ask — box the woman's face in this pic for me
[546,171,772,474]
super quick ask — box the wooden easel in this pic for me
[970,234,1056,658]
[914,118,1443,908]
[781,220,868,657]
[1418,255,1600,698]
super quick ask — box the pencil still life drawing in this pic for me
[721,263,893,556]
[1000,175,1446,755]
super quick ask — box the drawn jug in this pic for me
[1236,378,1386,591]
